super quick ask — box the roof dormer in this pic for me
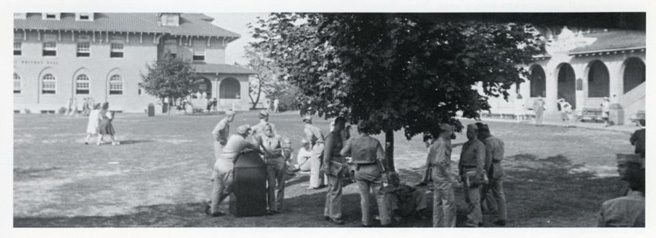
[76,12,95,21]
[159,13,181,26]
[42,12,61,20]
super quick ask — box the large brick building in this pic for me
[13,12,254,113]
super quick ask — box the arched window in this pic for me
[109,75,123,95]
[557,63,576,109]
[75,74,90,95]
[529,65,546,97]
[587,61,610,97]
[623,58,645,94]
[41,73,56,94]
[13,73,21,94]
[219,78,240,99]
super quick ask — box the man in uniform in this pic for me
[260,124,286,214]
[630,119,645,161]
[322,117,347,225]
[428,124,457,227]
[458,123,487,227]
[251,110,277,145]
[303,115,326,189]
[476,123,507,226]
[211,110,235,167]
[598,154,645,227]
[382,172,428,225]
[208,124,261,216]
[340,120,387,227]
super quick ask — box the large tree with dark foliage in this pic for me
[251,13,545,170]
[140,53,199,105]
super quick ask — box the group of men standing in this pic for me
[424,123,507,227]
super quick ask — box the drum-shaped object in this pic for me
[229,151,267,217]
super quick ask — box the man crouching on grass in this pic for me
[207,124,262,217]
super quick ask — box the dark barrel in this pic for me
[229,151,267,217]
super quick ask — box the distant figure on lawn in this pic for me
[303,115,326,189]
[294,139,313,173]
[428,123,457,227]
[476,123,507,227]
[601,97,611,127]
[208,124,262,217]
[84,103,101,145]
[557,98,573,127]
[261,123,286,214]
[630,119,645,161]
[340,120,387,227]
[459,123,487,227]
[97,102,119,146]
[533,96,546,126]
[382,172,429,225]
[322,116,347,225]
[211,110,235,167]
[598,154,644,227]
[273,98,280,113]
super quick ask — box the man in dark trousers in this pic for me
[476,122,507,226]
[458,123,487,227]
[321,117,348,225]
[340,120,387,227]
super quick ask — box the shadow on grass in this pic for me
[117,139,155,145]
[14,153,626,227]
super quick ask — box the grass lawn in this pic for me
[13,110,635,227]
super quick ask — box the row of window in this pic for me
[13,41,124,58]
[13,73,123,95]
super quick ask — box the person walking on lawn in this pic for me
[97,102,119,146]
[84,103,101,145]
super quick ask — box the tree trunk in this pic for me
[384,129,395,172]
[249,74,264,109]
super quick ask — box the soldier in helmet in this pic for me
[598,154,645,227]
[321,117,348,225]
[458,123,487,227]
[340,120,387,227]
[476,122,507,226]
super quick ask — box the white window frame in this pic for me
[76,42,91,57]
[41,73,56,94]
[14,41,21,56]
[192,49,205,62]
[75,74,90,95]
[110,42,124,58]
[14,73,21,94]
[42,41,57,57]
[109,75,123,95]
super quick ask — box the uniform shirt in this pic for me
[222,134,257,155]
[304,124,325,145]
[482,135,505,179]
[340,135,384,164]
[323,131,345,164]
[261,134,283,159]
[598,191,645,227]
[630,128,645,158]
[459,139,486,174]
[211,118,230,144]
[427,137,453,186]
[251,120,276,138]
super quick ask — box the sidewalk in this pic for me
[477,116,639,134]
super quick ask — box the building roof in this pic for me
[570,30,645,55]
[193,64,256,75]
[14,13,240,39]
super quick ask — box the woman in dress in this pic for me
[97,102,119,146]
[84,103,101,145]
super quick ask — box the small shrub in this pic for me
[24,109,31,114]
[58,107,67,114]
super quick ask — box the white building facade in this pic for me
[13,13,254,114]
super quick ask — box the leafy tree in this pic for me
[244,45,276,109]
[140,53,199,105]
[251,13,545,170]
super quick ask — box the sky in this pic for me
[206,13,270,65]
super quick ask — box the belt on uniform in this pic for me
[461,165,478,169]
[353,162,376,171]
